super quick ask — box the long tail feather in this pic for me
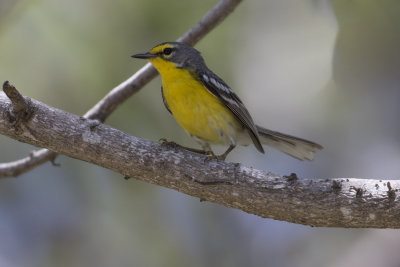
[256,125,323,161]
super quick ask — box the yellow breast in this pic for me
[149,58,241,144]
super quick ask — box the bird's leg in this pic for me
[218,143,236,160]
[182,146,209,154]
[160,138,208,154]
[205,142,236,161]
[160,138,236,161]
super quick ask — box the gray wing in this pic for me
[195,69,264,153]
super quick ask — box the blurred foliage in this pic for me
[332,0,400,90]
[1,0,400,266]
[320,0,400,178]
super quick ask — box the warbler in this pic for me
[132,42,322,160]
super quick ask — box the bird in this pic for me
[132,42,323,160]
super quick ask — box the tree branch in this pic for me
[0,0,243,177]
[1,89,399,228]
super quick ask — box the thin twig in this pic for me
[0,0,243,177]
[3,81,28,113]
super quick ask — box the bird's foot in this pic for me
[159,138,178,148]
[160,138,208,155]
[204,151,226,161]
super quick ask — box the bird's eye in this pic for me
[163,48,173,55]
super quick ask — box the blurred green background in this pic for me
[1,0,400,266]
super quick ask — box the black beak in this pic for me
[131,52,156,59]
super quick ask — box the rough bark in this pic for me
[1,90,399,228]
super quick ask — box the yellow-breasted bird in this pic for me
[132,42,323,160]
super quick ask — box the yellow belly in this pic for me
[157,63,241,144]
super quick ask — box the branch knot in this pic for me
[3,81,35,135]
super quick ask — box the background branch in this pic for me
[0,0,243,177]
[1,89,399,228]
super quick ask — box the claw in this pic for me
[159,137,168,144]
[159,138,178,148]
[204,151,226,162]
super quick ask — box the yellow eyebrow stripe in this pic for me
[150,43,173,54]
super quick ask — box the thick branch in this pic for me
[0,0,243,177]
[1,91,399,228]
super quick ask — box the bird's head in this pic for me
[131,42,205,72]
